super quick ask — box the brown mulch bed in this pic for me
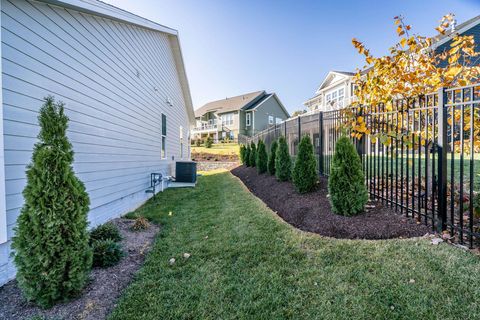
[0,218,159,320]
[232,166,431,240]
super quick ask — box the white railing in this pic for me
[192,124,218,133]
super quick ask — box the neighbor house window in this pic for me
[246,113,251,126]
[268,115,274,125]
[161,113,167,159]
[221,113,234,126]
[276,117,282,124]
[338,88,345,108]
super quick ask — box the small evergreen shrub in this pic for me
[245,145,251,167]
[275,136,291,181]
[292,135,318,193]
[123,211,138,220]
[131,217,150,231]
[268,140,278,175]
[90,222,122,243]
[92,239,124,268]
[239,144,246,164]
[12,97,92,308]
[256,140,268,174]
[474,192,480,218]
[195,139,202,147]
[249,142,257,167]
[328,136,368,216]
[205,136,213,148]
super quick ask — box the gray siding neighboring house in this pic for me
[0,0,195,286]
[192,90,289,141]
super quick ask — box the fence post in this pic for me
[437,87,448,233]
[319,112,324,175]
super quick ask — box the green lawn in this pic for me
[192,143,239,156]
[361,153,480,189]
[110,170,480,320]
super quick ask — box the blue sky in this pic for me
[105,0,480,113]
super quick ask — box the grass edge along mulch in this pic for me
[109,169,480,320]
[231,165,431,240]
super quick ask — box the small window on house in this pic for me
[161,114,167,159]
[326,94,331,102]
[246,113,251,126]
[268,115,274,125]
[180,126,184,159]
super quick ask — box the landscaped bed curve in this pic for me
[231,165,431,240]
[0,218,159,320]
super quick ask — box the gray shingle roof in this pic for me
[194,91,266,117]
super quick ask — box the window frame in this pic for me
[246,113,251,126]
[161,113,167,159]
[268,115,274,125]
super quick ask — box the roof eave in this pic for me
[38,0,179,35]
[38,0,195,125]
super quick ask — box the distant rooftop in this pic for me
[194,91,266,117]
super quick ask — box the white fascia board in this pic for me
[431,18,480,50]
[320,78,352,94]
[316,71,351,93]
[37,0,178,35]
[250,94,290,118]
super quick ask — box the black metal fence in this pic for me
[245,85,480,248]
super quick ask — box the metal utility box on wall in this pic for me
[175,161,197,183]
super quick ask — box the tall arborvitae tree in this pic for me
[292,135,318,193]
[328,136,368,216]
[245,144,251,167]
[267,140,278,175]
[249,142,257,167]
[256,140,268,174]
[275,136,291,181]
[12,97,92,308]
[239,144,246,164]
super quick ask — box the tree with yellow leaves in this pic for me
[347,14,480,148]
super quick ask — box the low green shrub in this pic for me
[256,140,268,174]
[123,211,138,219]
[268,140,278,175]
[92,239,124,268]
[205,136,213,148]
[474,192,480,218]
[292,135,318,193]
[90,223,122,243]
[328,136,368,216]
[275,136,291,181]
[249,142,257,167]
[195,139,202,147]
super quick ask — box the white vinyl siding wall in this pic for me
[0,0,190,285]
